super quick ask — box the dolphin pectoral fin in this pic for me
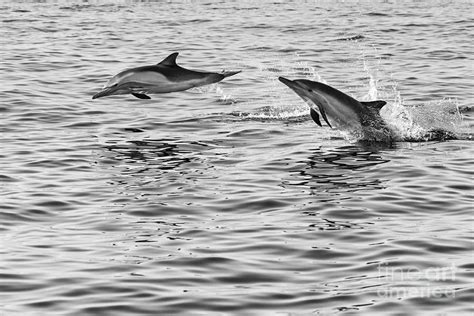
[310,108,322,127]
[360,100,387,110]
[132,93,151,99]
[318,107,333,128]
[158,52,179,66]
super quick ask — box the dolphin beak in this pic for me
[278,76,305,92]
[278,76,294,87]
[92,87,114,99]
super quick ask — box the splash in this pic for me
[382,98,463,141]
[190,83,237,104]
[346,44,466,142]
[231,105,308,121]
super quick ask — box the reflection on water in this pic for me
[103,139,195,170]
[284,144,390,196]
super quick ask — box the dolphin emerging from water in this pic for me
[92,52,241,99]
[279,77,391,141]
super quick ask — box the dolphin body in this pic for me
[278,77,392,141]
[92,53,240,99]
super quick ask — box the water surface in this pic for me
[1,1,473,315]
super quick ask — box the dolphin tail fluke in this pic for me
[221,70,241,78]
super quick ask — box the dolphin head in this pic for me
[279,76,350,128]
[92,83,119,99]
[279,76,376,129]
[92,69,138,99]
[278,77,328,105]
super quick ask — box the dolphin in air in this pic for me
[92,52,241,99]
[279,77,391,140]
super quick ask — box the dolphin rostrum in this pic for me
[92,52,241,99]
[278,77,391,141]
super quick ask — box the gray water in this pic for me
[1,1,473,315]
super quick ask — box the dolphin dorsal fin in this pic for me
[360,100,387,110]
[158,52,179,66]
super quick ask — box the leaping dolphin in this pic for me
[92,52,241,99]
[278,77,392,141]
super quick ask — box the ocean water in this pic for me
[1,1,473,315]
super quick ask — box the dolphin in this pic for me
[92,52,241,99]
[278,77,391,141]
